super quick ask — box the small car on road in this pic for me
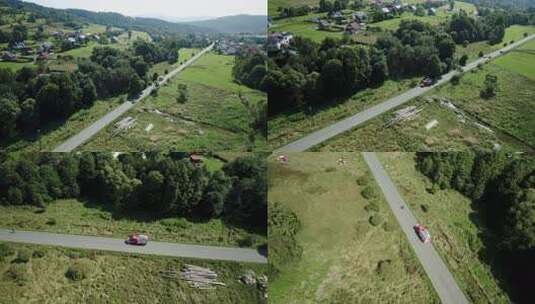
[414,224,431,243]
[125,233,149,246]
[419,77,435,87]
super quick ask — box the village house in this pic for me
[328,11,345,24]
[1,51,17,61]
[318,20,331,30]
[353,11,367,23]
[345,21,362,35]
[267,32,293,52]
[382,7,391,14]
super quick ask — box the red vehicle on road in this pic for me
[414,224,431,243]
[419,77,435,87]
[125,233,149,246]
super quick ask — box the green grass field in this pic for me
[0,199,266,248]
[494,39,535,81]
[457,25,535,62]
[268,153,438,303]
[317,59,535,152]
[377,153,510,304]
[269,0,319,16]
[268,76,420,150]
[314,97,513,152]
[0,242,266,304]
[83,52,267,152]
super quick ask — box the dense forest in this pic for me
[0,38,182,143]
[416,152,535,303]
[0,152,267,233]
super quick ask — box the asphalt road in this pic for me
[52,43,215,152]
[274,34,535,153]
[362,152,469,304]
[0,229,267,264]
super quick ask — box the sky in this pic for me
[24,0,267,19]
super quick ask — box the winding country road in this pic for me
[52,43,215,152]
[274,34,535,153]
[0,229,266,264]
[362,152,468,304]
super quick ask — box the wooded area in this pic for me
[0,153,267,233]
[416,152,535,303]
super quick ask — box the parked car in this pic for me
[414,224,431,243]
[125,233,149,246]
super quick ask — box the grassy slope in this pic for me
[318,59,535,152]
[0,242,266,304]
[83,52,267,152]
[269,0,319,16]
[377,153,510,304]
[268,153,438,303]
[0,199,266,248]
[494,38,535,81]
[268,77,419,150]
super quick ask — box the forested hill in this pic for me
[0,0,213,34]
[184,15,267,34]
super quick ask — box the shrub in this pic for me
[356,176,369,186]
[478,51,484,58]
[67,251,81,259]
[238,235,256,247]
[364,202,380,213]
[5,264,29,285]
[0,243,14,261]
[450,74,461,85]
[13,248,32,263]
[420,204,429,213]
[524,32,528,38]
[369,214,383,226]
[160,218,191,230]
[383,221,395,232]
[46,218,56,225]
[361,185,378,200]
[32,250,45,258]
[66,261,92,281]
[376,259,394,279]
[325,167,336,173]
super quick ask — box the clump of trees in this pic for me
[480,73,498,98]
[0,38,182,141]
[232,53,267,91]
[416,152,535,302]
[267,20,454,114]
[0,153,267,232]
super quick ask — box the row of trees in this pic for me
[0,153,266,231]
[267,20,455,114]
[416,152,535,302]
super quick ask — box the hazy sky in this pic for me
[24,0,266,18]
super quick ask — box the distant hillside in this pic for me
[269,0,319,16]
[185,15,267,34]
[0,0,214,34]
[463,0,535,8]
